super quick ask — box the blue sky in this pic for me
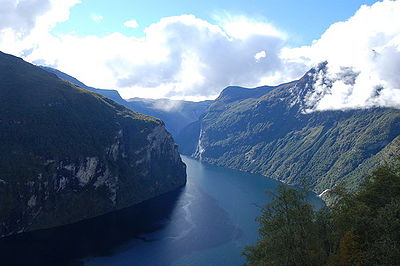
[53,0,380,46]
[1,0,399,109]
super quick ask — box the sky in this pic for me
[51,0,379,47]
[0,0,400,111]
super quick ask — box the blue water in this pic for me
[84,156,323,266]
[0,156,322,265]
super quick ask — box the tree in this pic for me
[243,161,400,266]
[328,164,400,265]
[243,185,324,266]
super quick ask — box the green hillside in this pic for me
[40,66,212,137]
[178,65,400,193]
[0,51,186,237]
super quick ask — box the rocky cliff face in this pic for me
[0,51,186,238]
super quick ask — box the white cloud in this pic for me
[108,15,297,99]
[214,14,286,40]
[293,0,400,111]
[0,0,51,35]
[254,50,266,62]
[124,19,139,29]
[0,0,399,111]
[0,0,80,56]
[91,14,103,23]
[0,9,300,100]
[152,99,183,112]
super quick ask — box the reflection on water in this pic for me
[0,156,323,266]
[0,188,184,266]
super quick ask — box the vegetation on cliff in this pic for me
[41,66,212,137]
[0,51,186,237]
[178,66,400,194]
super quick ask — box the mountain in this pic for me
[40,67,212,137]
[126,98,212,136]
[0,51,186,238]
[177,63,400,193]
[39,66,127,106]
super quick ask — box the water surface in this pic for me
[0,156,322,266]
[85,156,322,266]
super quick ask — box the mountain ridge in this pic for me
[177,64,400,193]
[39,66,212,136]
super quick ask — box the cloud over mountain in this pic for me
[111,15,297,99]
[289,0,400,111]
[0,1,305,100]
[0,0,399,110]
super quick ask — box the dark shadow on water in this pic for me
[0,187,184,266]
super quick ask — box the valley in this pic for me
[1,1,399,263]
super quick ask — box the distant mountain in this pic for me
[39,66,127,106]
[177,63,400,193]
[40,67,212,137]
[0,51,186,237]
[126,98,212,136]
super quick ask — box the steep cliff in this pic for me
[0,51,186,238]
[177,64,400,193]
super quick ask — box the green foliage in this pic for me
[180,66,400,194]
[243,185,325,266]
[0,51,160,182]
[41,66,212,138]
[329,164,400,265]
[0,51,187,235]
[244,162,400,265]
